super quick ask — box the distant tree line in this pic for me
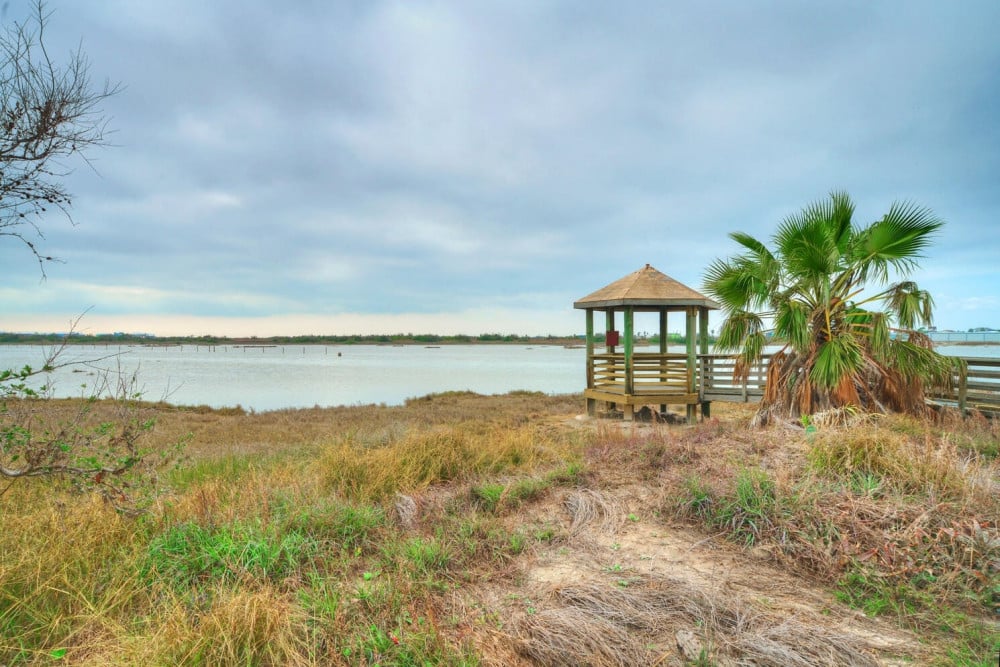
[0,332,579,346]
[0,331,726,346]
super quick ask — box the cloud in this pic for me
[1,0,997,335]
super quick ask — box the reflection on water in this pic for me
[2,343,997,413]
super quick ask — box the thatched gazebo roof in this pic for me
[573,263,719,310]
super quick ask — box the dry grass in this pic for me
[320,423,578,503]
[2,390,996,665]
[563,489,625,537]
[512,575,881,666]
[807,425,993,501]
[0,391,585,666]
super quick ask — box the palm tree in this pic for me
[703,191,960,424]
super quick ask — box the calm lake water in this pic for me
[2,343,997,412]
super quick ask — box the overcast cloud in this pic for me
[3,1,999,336]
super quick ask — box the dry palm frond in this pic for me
[810,406,878,429]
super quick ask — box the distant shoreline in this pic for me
[2,333,997,347]
[0,333,588,347]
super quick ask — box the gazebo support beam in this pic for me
[686,307,697,424]
[699,308,711,419]
[659,309,668,414]
[623,306,634,420]
[585,309,595,416]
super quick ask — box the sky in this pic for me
[2,1,999,337]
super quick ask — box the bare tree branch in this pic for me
[0,0,119,275]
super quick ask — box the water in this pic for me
[0,344,588,411]
[3,343,997,412]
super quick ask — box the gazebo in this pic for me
[574,264,720,423]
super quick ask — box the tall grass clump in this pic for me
[0,493,148,664]
[147,585,312,666]
[282,497,386,553]
[320,423,577,502]
[715,468,778,546]
[806,426,982,500]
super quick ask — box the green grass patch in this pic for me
[167,454,261,489]
[836,567,1000,665]
[713,468,777,546]
[143,519,317,590]
[281,497,385,552]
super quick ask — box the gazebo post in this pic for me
[624,306,634,421]
[699,308,711,419]
[658,309,668,414]
[605,309,616,413]
[585,309,595,416]
[686,306,697,424]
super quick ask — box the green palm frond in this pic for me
[811,335,863,389]
[704,255,775,312]
[887,281,935,329]
[729,231,772,259]
[734,256,778,310]
[715,310,764,353]
[883,337,955,386]
[740,331,768,368]
[828,190,856,254]
[855,201,943,281]
[773,299,810,351]
[703,258,749,310]
[865,310,891,359]
[776,214,842,281]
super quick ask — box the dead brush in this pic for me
[511,576,882,666]
[809,406,880,429]
[513,607,650,667]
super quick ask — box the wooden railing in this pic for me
[591,353,691,394]
[698,353,770,402]
[589,351,998,415]
[927,357,1000,415]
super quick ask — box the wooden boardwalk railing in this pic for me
[588,352,998,416]
[927,357,1000,415]
[698,354,769,403]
